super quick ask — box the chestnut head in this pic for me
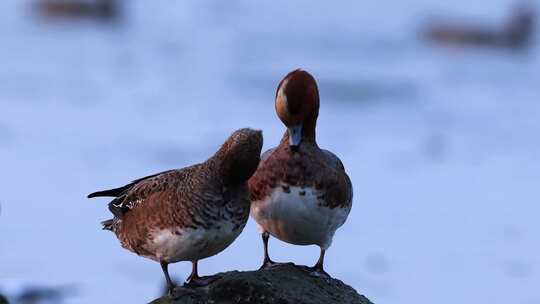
[275,69,320,150]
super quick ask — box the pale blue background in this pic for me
[0,0,539,303]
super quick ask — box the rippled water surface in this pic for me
[0,0,539,303]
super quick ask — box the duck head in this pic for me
[275,69,320,151]
[216,128,263,185]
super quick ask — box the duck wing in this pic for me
[321,149,353,208]
[87,169,176,218]
[87,170,174,198]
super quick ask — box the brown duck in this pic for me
[248,69,353,277]
[88,128,263,294]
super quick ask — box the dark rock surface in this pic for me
[151,264,373,304]
[0,294,8,304]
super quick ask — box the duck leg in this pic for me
[160,261,176,295]
[259,231,294,270]
[308,248,331,278]
[259,231,276,269]
[185,261,221,287]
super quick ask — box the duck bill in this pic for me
[288,124,303,150]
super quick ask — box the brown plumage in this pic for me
[248,69,353,277]
[249,136,352,209]
[88,128,263,293]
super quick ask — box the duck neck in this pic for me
[301,119,317,143]
[283,119,317,146]
[212,148,257,186]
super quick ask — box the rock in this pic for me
[0,294,8,304]
[151,263,373,304]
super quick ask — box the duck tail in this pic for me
[101,219,114,231]
[88,185,131,198]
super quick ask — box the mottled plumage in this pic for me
[249,138,352,210]
[88,128,263,293]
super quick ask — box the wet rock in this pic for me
[151,263,373,304]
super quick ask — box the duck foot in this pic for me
[184,275,222,287]
[305,248,331,280]
[305,264,332,281]
[258,232,295,270]
[259,259,295,270]
[166,285,176,297]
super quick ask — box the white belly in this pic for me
[250,186,350,249]
[145,220,244,263]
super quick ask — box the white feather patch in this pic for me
[278,78,289,103]
[251,186,350,249]
[145,220,243,263]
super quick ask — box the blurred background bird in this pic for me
[424,2,536,49]
[34,0,119,20]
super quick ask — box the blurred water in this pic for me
[0,0,539,303]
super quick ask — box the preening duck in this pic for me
[88,128,263,294]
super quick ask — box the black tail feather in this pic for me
[88,170,173,198]
[88,185,132,198]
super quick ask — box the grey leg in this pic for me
[160,261,176,295]
[185,261,221,287]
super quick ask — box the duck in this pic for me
[88,128,263,294]
[248,69,353,277]
[425,4,535,49]
[35,0,118,19]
